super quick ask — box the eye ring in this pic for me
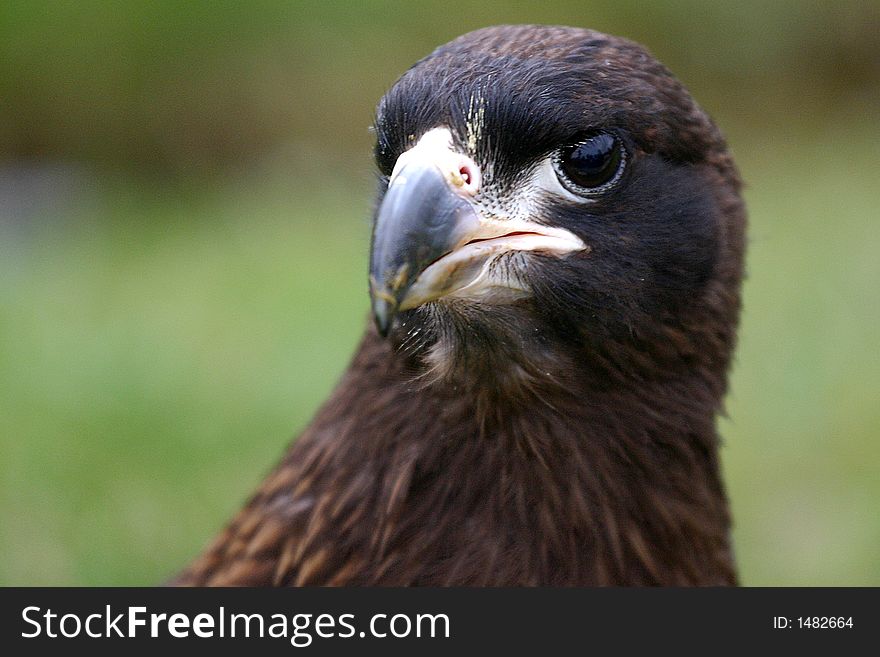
[552,132,627,196]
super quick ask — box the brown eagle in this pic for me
[172,25,746,586]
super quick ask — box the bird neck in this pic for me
[327,329,736,584]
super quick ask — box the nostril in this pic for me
[454,159,480,195]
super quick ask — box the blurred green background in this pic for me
[1,1,878,586]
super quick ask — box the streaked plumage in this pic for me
[173,25,746,586]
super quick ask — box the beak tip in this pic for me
[369,276,397,337]
[372,298,393,338]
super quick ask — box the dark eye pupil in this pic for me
[559,133,621,189]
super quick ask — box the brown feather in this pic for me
[171,25,745,587]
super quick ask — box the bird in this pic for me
[171,24,746,586]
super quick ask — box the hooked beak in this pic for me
[369,128,586,337]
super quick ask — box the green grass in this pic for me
[0,178,371,585]
[1,120,878,585]
[720,117,880,585]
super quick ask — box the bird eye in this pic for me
[553,133,625,195]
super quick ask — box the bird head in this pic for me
[369,26,745,391]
